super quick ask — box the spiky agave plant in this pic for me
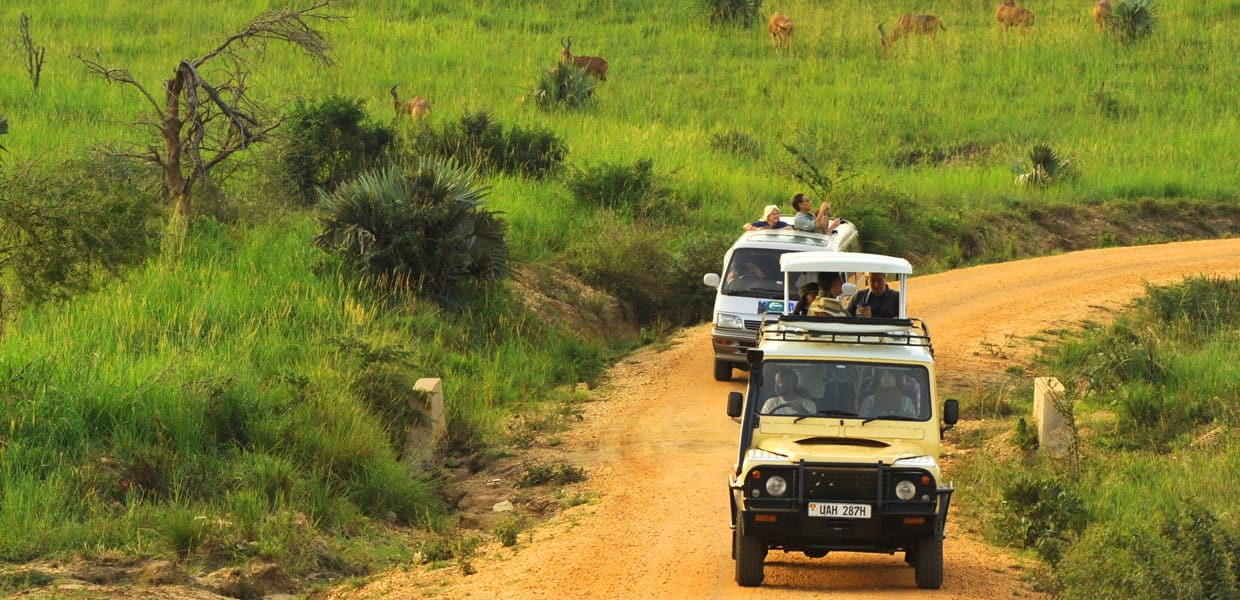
[315,157,510,300]
[1107,0,1158,42]
[1015,143,1074,188]
[529,63,596,111]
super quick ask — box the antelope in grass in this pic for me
[390,85,431,120]
[1094,0,1112,31]
[560,37,609,81]
[878,14,945,55]
[996,0,1035,33]
[768,12,794,51]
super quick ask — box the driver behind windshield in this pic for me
[760,368,817,416]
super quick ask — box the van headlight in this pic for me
[716,313,744,330]
[765,475,788,497]
[895,480,917,500]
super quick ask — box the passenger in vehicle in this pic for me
[848,272,900,318]
[790,193,840,234]
[858,370,918,418]
[808,273,848,317]
[793,281,819,316]
[743,204,792,231]
[760,368,817,415]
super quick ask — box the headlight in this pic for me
[895,480,917,500]
[716,313,744,329]
[765,475,788,497]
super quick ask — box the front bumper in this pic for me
[711,326,758,366]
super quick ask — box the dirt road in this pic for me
[330,238,1240,600]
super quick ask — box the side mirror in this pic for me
[727,391,744,418]
[941,399,959,434]
[703,273,720,287]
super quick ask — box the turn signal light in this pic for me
[903,517,926,525]
[755,514,777,523]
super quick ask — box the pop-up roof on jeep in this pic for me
[778,251,912,319]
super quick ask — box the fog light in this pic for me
[766,476,788,497]
[895,480,917,500]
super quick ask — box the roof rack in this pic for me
[759,316,934,354]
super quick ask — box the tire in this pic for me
[913,536,944,590]
[734,524,766,586]
[714,359,733,382]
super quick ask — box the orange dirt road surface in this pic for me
[326,238,1240,600]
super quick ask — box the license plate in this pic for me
[807,502,871,519]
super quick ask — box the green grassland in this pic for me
[1,0,1239,594]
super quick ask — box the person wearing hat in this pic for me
[743,204,792,231]
[792,281,819,316]
[808,272,848,317]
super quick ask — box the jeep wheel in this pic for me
[714,359,732,382]
[913,536,944,589]
[734,525,766,586]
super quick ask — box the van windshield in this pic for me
[723,249,813,298]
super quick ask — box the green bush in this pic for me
[0,154,161,306]
[1056,505,1240,599]
[280,95,395,206]
[1138,276,1240,339]
[407,110,566,179]
[565,158,665,219]
[1107,0,1159,43]
[314,158,510,301]
[995,474,1087,564]
[694,0,763,27]
[530,63,597,112]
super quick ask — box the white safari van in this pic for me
[703,220,860,381]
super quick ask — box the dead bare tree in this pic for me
[77,2,342,241]
[20,13,46,91]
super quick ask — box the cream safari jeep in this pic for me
[727,251,960,589]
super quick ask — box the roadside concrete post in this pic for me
[1033,377,1070,457]
[402,378,446,472]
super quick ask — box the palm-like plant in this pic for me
[315,157,510,300]
[1107,0,1158,43]
[530,63,596,111]
[1014,143,1075,189]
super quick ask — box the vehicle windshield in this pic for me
[722,249,814,299]
[754,361,930,422]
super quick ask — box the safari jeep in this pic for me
[727,252,960,589]
[703,220,860,382]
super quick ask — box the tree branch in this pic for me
[77,55,166,116]
[194,1,341,67]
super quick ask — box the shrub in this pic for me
[407,110,565,179]
[694,0,763,27]
[280,95,395,206]
[1107,0,1158,43]
[565,158,666,219]
[995,474,1087,564]
[314,158,511,301]
[1056,505,1240,599]
[529,63,597,112]
[0,154,161,306]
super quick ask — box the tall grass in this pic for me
[0,215,606,572]
[958,277,1240,596]
[4,1,1240,213]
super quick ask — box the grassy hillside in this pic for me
[1,0,1239,593]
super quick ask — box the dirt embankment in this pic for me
[323,238,1240,599]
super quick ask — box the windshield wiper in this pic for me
[862,414,920,424]
[795,409,858,423]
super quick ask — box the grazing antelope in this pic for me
[768,12,795,51]
[560,37,609,81]
[1094,0,1112,31]
[996,0,1035,33]
[878,14,945,55]
[390,86,431,120]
